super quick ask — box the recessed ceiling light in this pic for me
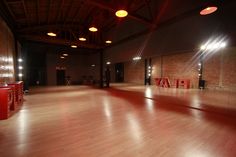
[63,53,68,56]
[60,56,65,59]
[115,10,128,17]
[91,64,95,67]
[89,27,98,32]
[106,61,111,65]
[79,37,86,41]
[47,32,57,37]
[200,6,217,15]
[105,40,112,44]
[71,45,77,48]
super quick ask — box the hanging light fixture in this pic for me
[79,37,86,41]
[47,32,57,37]
[71,45,77,48]
[200,6,217,15]
[115,9,128,17]
[105,40,112,44]
[89,26,98,32]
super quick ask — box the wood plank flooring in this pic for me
[0,84,236,157]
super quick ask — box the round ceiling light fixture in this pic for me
[105,40,112,44]
[115,9,128,17]
[89,27,98,32]
[79,37,86,41]
[71,45,77,48]
[47,32,57,37]
[200,6,217,15]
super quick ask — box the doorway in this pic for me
[115,63,124,82]
[56,70,65,85]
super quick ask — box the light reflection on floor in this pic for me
[0,84,235,157]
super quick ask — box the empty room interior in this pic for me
[0,0,236,156]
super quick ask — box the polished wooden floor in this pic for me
[0,84,236,157]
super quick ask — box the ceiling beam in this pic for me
[22,0,30,26]
[47,0,52,24]
[144,0,153,20]
[36,0,40,24]
[3,0,16,20]
[102,2,148,32]
[86,0,154,27]
[62,0,74,26]
[56,0,64,24]
[17,24,84,33]
[71,1,83,25]
[19,34,103,49]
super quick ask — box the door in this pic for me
[115,63,124,82]
[56,70,65,85]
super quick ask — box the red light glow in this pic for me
[200,6,217,15]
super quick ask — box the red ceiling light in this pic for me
[115,10,128,17]
[200,6,217,15]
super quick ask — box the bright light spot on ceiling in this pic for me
[89,27,98,32]
[71,45,77,48]
[47,32,57,37]
[115,10,128,17]
[105,40,112,44]
[79,37,86,41]
[200,6,217,15]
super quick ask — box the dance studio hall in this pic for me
[0,0,236,156]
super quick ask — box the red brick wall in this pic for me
[203,48,236,90]
[0,17,15,84]
[123,49,236,90]
[124,60,145,84]
[162,52,199,88]
[151,57,162,85]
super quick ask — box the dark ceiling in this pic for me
[0,0,235,49]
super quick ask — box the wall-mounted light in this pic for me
[133,56,141,61]
[147,66,152,77]
[106,62,111,65]
[18,58,23,62]
[63,53,68,56]
[1,73,13,78]
[91,64,95,67]
[200,41,226,51]
[60,56,65,59]
[18,73,23,77]
[18,66,23,70]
